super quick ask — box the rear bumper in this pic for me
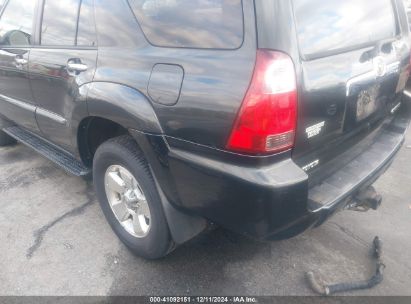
[131,103,410,242]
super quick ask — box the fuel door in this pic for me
[148,64,184,106]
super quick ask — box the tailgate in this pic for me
[291,0,410,177]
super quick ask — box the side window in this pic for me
[76,0,97,47]
[0,0,35,46]
[128,0,244,49]
[41,0,81,46]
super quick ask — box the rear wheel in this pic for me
[93,136,173,259]
[0,130,16,147]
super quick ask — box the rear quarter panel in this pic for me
[92,0,257,149]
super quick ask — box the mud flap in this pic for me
[154,178,208,245]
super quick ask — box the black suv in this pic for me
[0,0,410,259]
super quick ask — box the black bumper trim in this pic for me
[130,105,410,242]
[308,115,408,212]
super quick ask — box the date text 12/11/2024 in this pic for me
[149,297,258,303]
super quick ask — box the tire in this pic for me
[93,135,173,259]
[0,130,16,147]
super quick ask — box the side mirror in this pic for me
[2,30,31,46]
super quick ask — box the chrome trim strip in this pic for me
[0,94,36,112]
[391,102,401,114]
[0,94,67,126]
[403,90,411,99]
[346,71,375,97]
[36,108,67,125]
[346,61,400,97]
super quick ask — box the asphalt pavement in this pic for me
[1,109,411,296]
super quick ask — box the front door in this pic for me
[0,0,39,131]
[29,0,97,151]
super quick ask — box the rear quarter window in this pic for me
[292,0,397,59]
[128,0,244,49]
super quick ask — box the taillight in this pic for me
[226,50,298,155]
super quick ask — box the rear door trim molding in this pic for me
[0,94,36,112]
[36,107,67,125]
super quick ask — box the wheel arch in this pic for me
[73,82,164,166]
[85,82,163,134]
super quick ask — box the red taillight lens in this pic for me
[226,50,298,155]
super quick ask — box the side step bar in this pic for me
[3,126,91,176]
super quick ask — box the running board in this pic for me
[3,126,91,176]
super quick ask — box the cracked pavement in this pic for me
[0,111,411,296]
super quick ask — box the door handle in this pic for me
[67,60,88,73]
[14,57,28,66]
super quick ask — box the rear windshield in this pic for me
[292,0,397,58]
[128,0,244,49]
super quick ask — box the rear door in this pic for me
[291,0,410,173]
[29,0,97,151]
[0,0,39,131]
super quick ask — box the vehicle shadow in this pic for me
[107,227,279,296]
